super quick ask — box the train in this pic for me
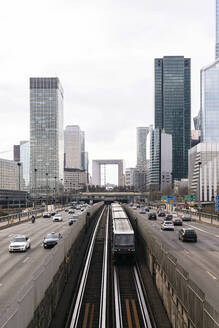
[111,203,135,258]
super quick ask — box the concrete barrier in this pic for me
[0,202,104,328]
[125,206,219,328]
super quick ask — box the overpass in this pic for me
[72,192,147,203]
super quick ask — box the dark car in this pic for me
[50,210,56,216]
[165,214,173,221]
[158,211,166,217]
[178,228,197,242]
[181,214,192,221]
[69,215,79,225]
[145,207,150,212]
[148,212,157,220]
[43,232,62,248]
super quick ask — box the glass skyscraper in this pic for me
[136,127,149,167]
[216,0,219,59]
[154,56,191,180]
[30,77,64,195]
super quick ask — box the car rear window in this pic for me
[185,230,195,235]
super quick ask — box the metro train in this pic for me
[111,204,135,258]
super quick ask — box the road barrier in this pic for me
[125,206,219,328]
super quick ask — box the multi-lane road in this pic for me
[0,209,78,319]
[132,207,219,310]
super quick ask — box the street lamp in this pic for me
[54,176,57,207]
[17,162,21,191]
[198,161,202,216]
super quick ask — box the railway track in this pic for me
[113,264,152,328]
[68,205,109,328]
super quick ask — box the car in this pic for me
[161,221,174,231]
[43,232,62,248]
[132,206,137,210]
[181,214,192,221]
[145,207,150,212]
[165,214,173,221]
[43,212,51,218]
[158,211,166,217]
[9,235,31,252]
[53,214,63,222]
[148,212,157,220]
[65,208,70,212]
[179,228,197,242]
[139,208,146,214]
[50,210,56,216]
[68,209,74,214]
[69,215,79,225]
[172,216,183,226]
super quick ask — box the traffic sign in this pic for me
[216,196,219,212]
[185,195,195,202]
[168,196,176,205]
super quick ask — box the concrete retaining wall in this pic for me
[0,202,103,328]
[125,206,219,328]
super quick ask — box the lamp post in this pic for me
[198,161,202,219]
[46,172,48,210]
[54,176,57,207]
[34,168,37,207]
[17,162,21,191]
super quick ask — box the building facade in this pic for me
[64,168,87,192]
[125,168,135,187]
[64,125,82,169]
[216,0,219,59]
[149,128,172,192]
[30,77,64,196]
[0,158,23,190]
[200,60,219,143]
[189,143,219,201]
[155,56,191,180]
[136,127,149,167]
[13,145,20,162]
[20,141,30,190]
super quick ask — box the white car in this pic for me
[139,208,146,214]
[53,214,63,222]
[9,235,31,252]
[161,221,174,231]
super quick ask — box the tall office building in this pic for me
[149,128,172,192]
[155,56,191,180]
[13,145,20,162]
[136,127,149,167]
[64,125,82,169]
[81,131,85,170]
[20,141,30,190]
[30,77,64,195]
[216,0,219,59]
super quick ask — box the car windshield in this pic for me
[164,222,172,225]
[115,234,134,246]
[12,237,26,242]
[46,233,59,239]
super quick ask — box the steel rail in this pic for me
[113,266,123,328]
[99,206,109,328]
[69,206,106,328]
[133,265,153,328]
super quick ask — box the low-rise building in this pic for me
[0,158,24,190]
[64,168,87,192]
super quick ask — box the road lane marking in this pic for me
[0,283,2,287]
[125,299,133,328]
[207,271,217,280]
[185,224,219,238]
[22,257,30,263]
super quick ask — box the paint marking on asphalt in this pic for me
[185,224,219,238]
[207,271,217,280]
[22,257,30,263]
[8,234,14,238]
[0,283,2,287]
[183,249,190,256]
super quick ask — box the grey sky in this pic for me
[0,0,215,183]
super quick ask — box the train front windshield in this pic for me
[115,234,134,247]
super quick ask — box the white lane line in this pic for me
[22,257,30,263]
[0,283,2,287]
[8,234,14,238]
[185,224,219,238]
[207,271,217,280]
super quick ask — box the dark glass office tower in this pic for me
[155,56,191,180]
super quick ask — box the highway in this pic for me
[132,208,219,310]
[0,209,80,319]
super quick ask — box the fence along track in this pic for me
[69,205,108,328]
[114,263,153,328]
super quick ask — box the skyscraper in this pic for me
[136,127,149,167]
[154,56,191,180]
[64,125,82,169]
[216,0,219,59]
[30,77,64,195]
[20,141,30,190]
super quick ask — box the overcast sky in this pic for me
[0,0,215,183]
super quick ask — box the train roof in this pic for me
[113,219,134,235]
[112,207,124,212]
[112,211,128,219]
